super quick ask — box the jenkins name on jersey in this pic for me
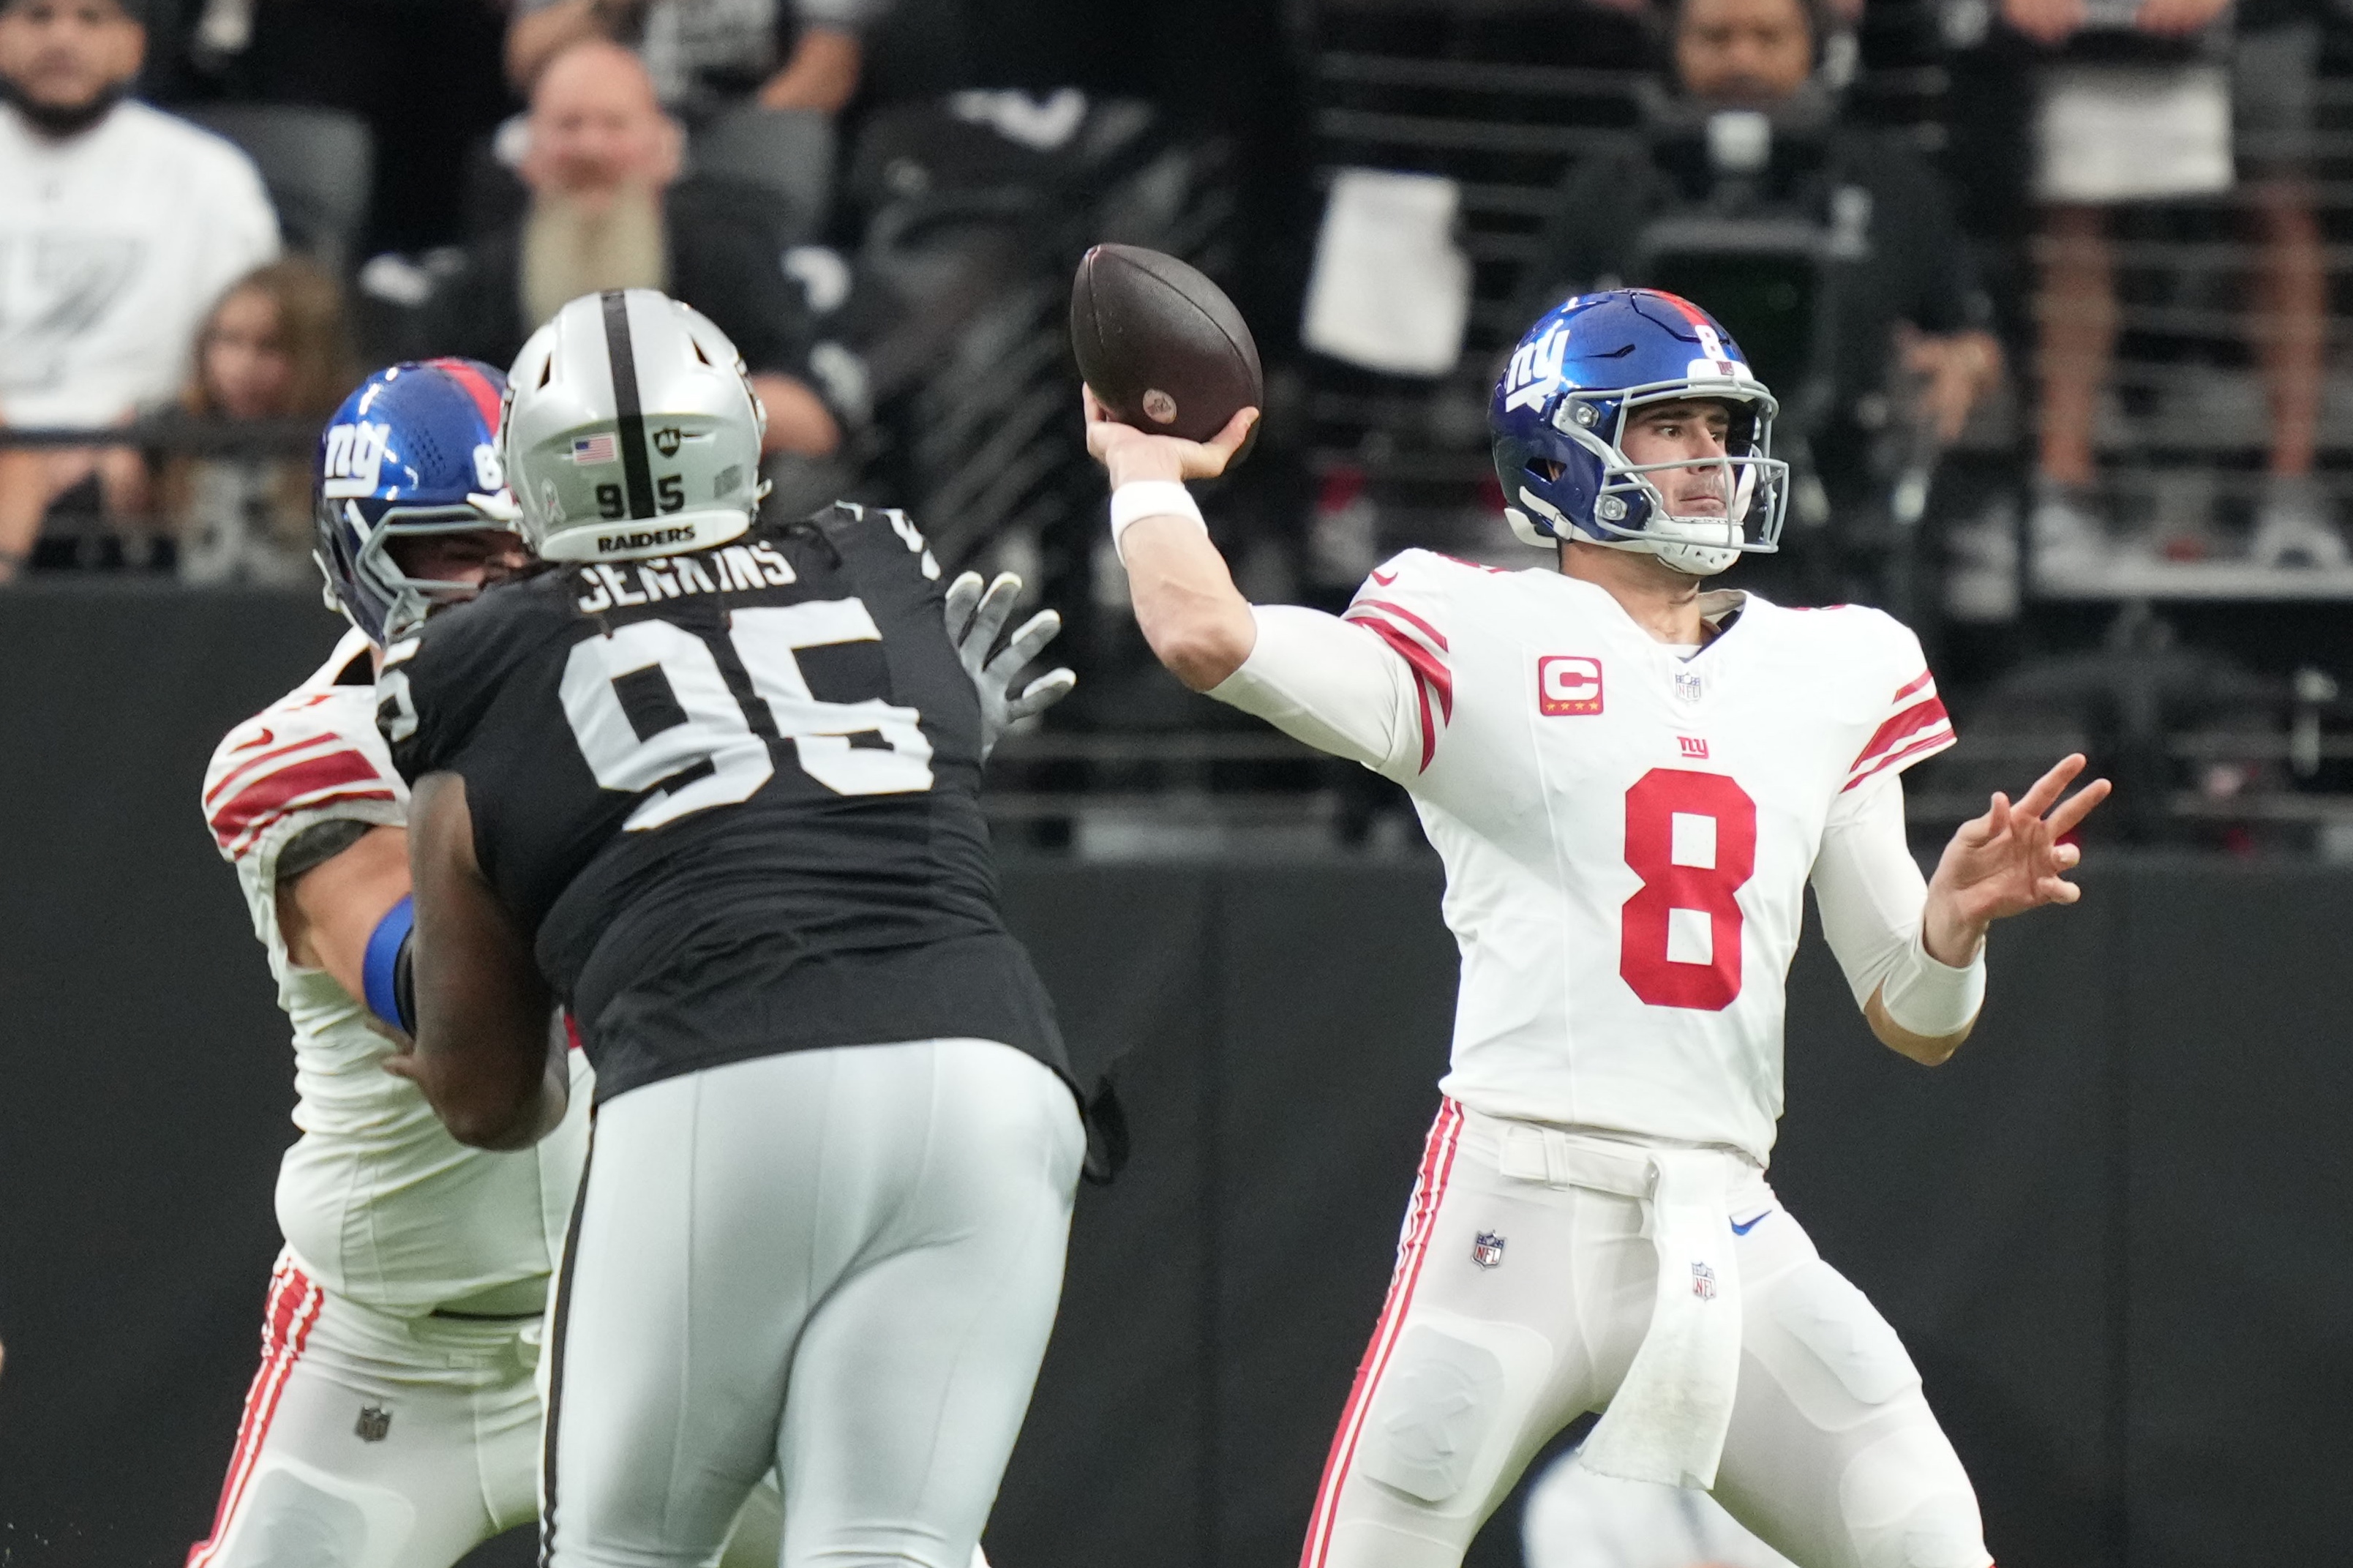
[203,631,587,1315]
[378,502,1069,1103]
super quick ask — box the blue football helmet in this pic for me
[1490,289,1789,576]
[312,358,522,643]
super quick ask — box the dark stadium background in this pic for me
[1,592,2345,1566]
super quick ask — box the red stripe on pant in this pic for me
[185,1257,326,1568]
[1299,1100,1466,1568]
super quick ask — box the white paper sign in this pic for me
[2036,66,2233,203]
[1301,169,1472,378]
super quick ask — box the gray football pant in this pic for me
[542,1038,1084,1568]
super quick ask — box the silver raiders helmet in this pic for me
[502,288,769,563]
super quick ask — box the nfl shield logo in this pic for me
[653,426,684,458]
[1690,1261,1718,1300]
[355,1405,393,1443]
[1472,1231,1506,1269]
[1674,670,1703,704]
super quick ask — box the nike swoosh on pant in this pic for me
[1730,1210,1771,1235]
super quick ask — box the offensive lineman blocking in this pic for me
[1093,288,2106,1568]
[192,359,593,1567]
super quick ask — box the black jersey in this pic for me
[380,503,1067,1103]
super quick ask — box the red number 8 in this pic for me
[1620,768,1758,1011]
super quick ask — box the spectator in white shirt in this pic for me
[0,0,279,581]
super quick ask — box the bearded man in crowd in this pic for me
[417,37,841,457]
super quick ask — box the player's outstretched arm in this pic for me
[1923,752,2111,965]
[1084,389,1260,691]
[945,569,1076,759]
[386,773,568,1150]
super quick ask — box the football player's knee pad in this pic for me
[1838,1426,1989,1568]
[1753,1259,1924,1430]
[1356,1310,1554,1517]
[216,1460,419,1568]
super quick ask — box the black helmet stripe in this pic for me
[598,290,657,520]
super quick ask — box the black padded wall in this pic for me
[1,589,2346,1568]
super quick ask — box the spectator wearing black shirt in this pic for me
[1520,0,2002,481]
[417,38,839,458]
[506,0,889,118]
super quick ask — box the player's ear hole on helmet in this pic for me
[1535,458,1567,480]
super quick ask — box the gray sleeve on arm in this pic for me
[1206,604,1419,775]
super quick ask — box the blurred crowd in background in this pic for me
[5,0,2353,855]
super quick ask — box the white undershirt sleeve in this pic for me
[1811,772,1986,1037]
[1206,604,1420,775]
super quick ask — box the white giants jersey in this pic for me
[203,629,590,1316]
[1331,552,1953,1163]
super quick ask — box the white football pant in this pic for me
[186,1259,787,1568]
[1302,1103,1992,1568]
[541,1037,1084,1568]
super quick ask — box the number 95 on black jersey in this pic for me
[377,503,1067,1106]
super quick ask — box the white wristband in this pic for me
[1109,480,1206,561]
[1880,927,1986,1038]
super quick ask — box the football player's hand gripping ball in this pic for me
[1083,386,1258,487]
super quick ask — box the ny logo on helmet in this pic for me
[1504,325,1569,413]
[320,422,391,499]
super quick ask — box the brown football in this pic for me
[1070,243,1264,453]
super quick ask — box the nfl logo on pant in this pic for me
[1471,1231,1506,1269]
[354,1405,393,1443]
[1690,1261,1717,1300]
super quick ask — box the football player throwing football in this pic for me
[1092,288,2108,1568]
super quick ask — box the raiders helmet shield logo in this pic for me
[1471,1231,1506,1269]
[355,1404,393,1442]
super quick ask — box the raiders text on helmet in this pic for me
[1489,289,1790,577]
[503,289,769,564]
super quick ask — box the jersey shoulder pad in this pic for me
[1345,548,1464,631]
[204,688,400,861]
[814,500,943,583]
[378,574,568,781]
[1807,606,1954,792]
[1342,550,1462,755]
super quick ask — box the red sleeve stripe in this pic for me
[204,733,350,810]
[1346,612,1453,718]
[211,751,397,852]
[1847,694,1953,779]
[1347,597,1449,653]
[1844,724,1956,792]
[1890,669,1934,705]
[1844,706,1956,791]
[1346,614,1448,771]
[1847,683,1948,777]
